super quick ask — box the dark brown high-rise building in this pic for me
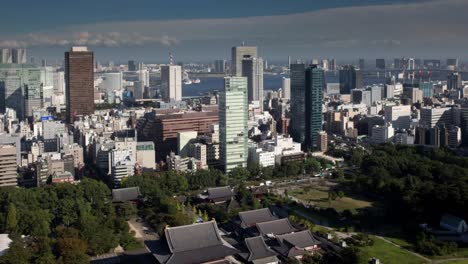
[65,46,94,123]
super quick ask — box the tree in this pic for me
[0,235,32,264]
[56,237,89,264]
[203,210,209,222]
[304,158,321,174]
[332,169,344,179]
[302,253,322,264]
[340,246,361,264]
[117,202,137,220]
[229,167,251,184]
[5,204,18,233]
[247,162,262,179]
[261,166,274,180]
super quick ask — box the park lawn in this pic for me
[431,247,468,260]
[359,236,428,264]
[290,187,372,213]
[442,261,468,264]
[384,236,414,249]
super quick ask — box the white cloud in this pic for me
[0,0,467,57]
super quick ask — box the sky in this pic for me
[1,0,466,63]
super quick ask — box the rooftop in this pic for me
[112,187,141,203]
[239,208,277,228]
[207,186,234,200]
[154,221,238,264]
[256,218,296,236]
[244,236,278,262]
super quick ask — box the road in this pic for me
[91,218,159,264]
[128,217,159,242]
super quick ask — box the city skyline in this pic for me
[1,0,468,61]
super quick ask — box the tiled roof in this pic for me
[112,187,141,202]
[154,221,239,264]
[245,236,278,262]
[239,208,277,228]
[207,186,234,200]
[256,218,296,236]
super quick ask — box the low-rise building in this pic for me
[153,221,239,264]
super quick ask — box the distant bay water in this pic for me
[182,70,448,97]
[182,74,285,97]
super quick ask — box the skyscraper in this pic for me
[329,59,337,71]
[304,65,324,149]
[0,64,42,119]
[214,59,226,73]
[231,45,257,76]
[290,63,306,144]
[376,59,386,69]
[128,60,137,71]
[321,59,329,71]
[359,58,365,70]
[242,57,264,104]
[419,81,433,98]
[339,65,362,94]
[447,72,462,90]
[65,46,94,123]
[161,65,182,102]
[12,49,27,64]
[290,64,324,149]
[282,77,291,100]
[219,77,248,173]
[0,49,12,63]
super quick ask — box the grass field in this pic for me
[290,186,373,213]
[383,234,468,261]
[442,261,468,264]
[431,247,468,260]
[359,236,428,264]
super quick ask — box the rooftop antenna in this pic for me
[169,51,174,65]
[241,41,245,46]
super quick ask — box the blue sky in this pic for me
[1,0,422,33]
[1,0,466,62]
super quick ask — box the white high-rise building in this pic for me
[282,77,291,100]
[231,45,257,76]
[100,72,123,92]
[161,65,182,102]
[321,59,329,71]
[0,49,12,63]
[53,71,65,94]
[41,66,55,106]
[242,57,264,104]
[219,77,248,173]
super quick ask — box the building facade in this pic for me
[242,57,264,105]
[161,65,182,102]
[65,46,94,123]
[219,77,248,173]
[231,45,257,76]
[305,65,324,149]
[290,63,306,144]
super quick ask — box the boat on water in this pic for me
[192,78,201,84]
[183,79,192,85]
